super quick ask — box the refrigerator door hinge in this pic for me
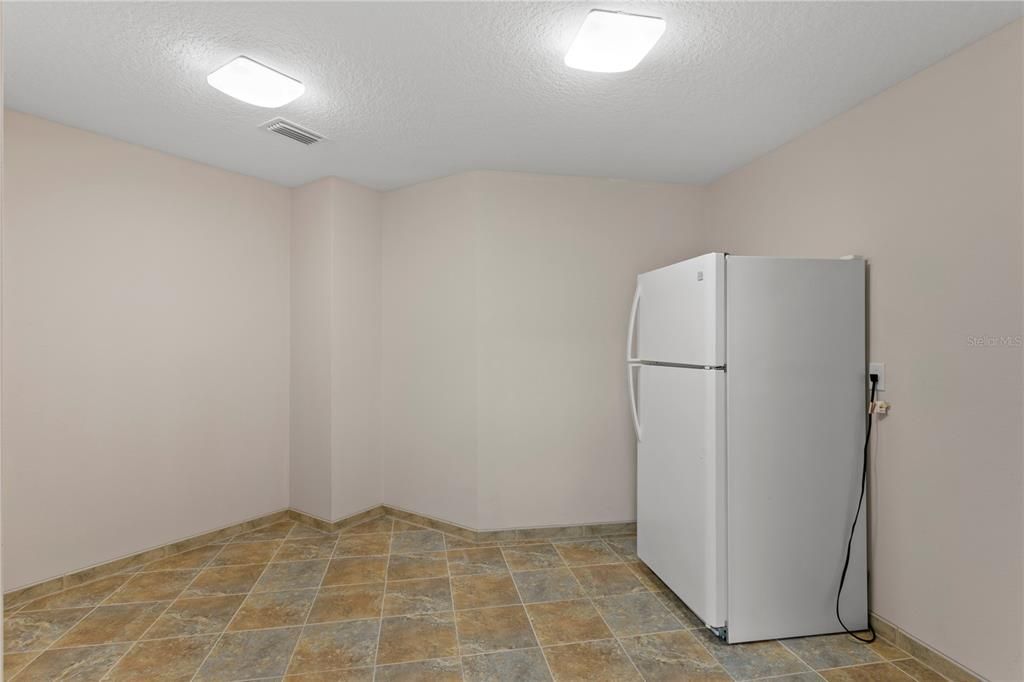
[707,623,728,642]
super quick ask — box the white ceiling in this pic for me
[5,2,1021,190]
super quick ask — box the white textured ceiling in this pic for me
[5,2,1021,190]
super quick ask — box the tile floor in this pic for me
[3,516,951,681]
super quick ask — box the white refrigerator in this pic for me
[627,253,867,643]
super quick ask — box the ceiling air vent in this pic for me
[261,118,323,145]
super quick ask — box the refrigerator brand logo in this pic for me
[697,271,704,281]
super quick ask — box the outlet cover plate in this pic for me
[869,362,885,392]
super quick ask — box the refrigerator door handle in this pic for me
[628,363,643,442]
[627,281,642,363]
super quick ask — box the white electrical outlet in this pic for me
[869,362,885,392]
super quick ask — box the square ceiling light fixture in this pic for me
[564,9,666,73]
[207,56,305,108]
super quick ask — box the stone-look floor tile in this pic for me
[553,540,621,566]
[210,540,282,567]
[653,590,704,628]
[820,662,915,681]
[447,548,508,576]
[387,553,448,581]
[758,674,828,682]
[285,668,373,681]
[275,537,339,562]
[231,521,296,543]
[307,584,385,624]
[445,535,499,550]
[3,650,41,678]
[696,629,812,679]
[463,648,552,681]
[512,568,587,603]
[288,524,338,540]
[4,607,93,652]
[195,626,302,680]
[391,519,429,532]
[287,619,380,675]
[184,564,266,597]
[377,612,459,665]
[502,544,564,571]
[375,657,463,681]
[106,569,197,604]
[391,530,446,554]
[451,573,521,610]
[343,517,394,535]
[334,533,391,558]
[782,634,885,669]
[570,565,646,597]
[228,589,317,631]
[870,638,911,661]
[11,642,129,680]
[603,536,639,561]
[54,601,168,647]
[456,605,537,655]
[543,639,642,681]
[325,557,389,586]
[619,630,730,681]
[383,577,453,616]
[106,634,218,681]
[254,560,329,593]
[892,658,947,681]
[18,575,130,612]
[144,594,246,639]
[143,545,222,572]
[627,562,668,592]
[593,592,682,637]
[525,599,611,646]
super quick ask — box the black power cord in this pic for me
[835,373,879,643]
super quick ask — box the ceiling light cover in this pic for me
[207,56,305,108]
[564,10,666,73]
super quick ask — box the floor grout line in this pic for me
[498,543,556,681]
[277,519,344,678]
[186,525,294,682]
[444,532,467,680]
[97,540,236,681]
[370,517,394,681]
[595,536,739,682]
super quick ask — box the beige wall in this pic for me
[290,179,334,520]
[291,177,382,522]
[380,174,480,527]
[2,111,291,591]
[706,21,1023,681]
[474,171,704,529]
[329,179,382,520]
[380,171,704,529]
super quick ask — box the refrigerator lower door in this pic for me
[636,364,726,629]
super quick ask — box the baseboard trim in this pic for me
[286,505,387,534]
[869,613,983,682]
[381,504,637,542]
[3,508,290,612]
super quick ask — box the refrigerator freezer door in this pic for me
[636,364,726,628]
[725,256,866,642]
[635,253,725,366]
